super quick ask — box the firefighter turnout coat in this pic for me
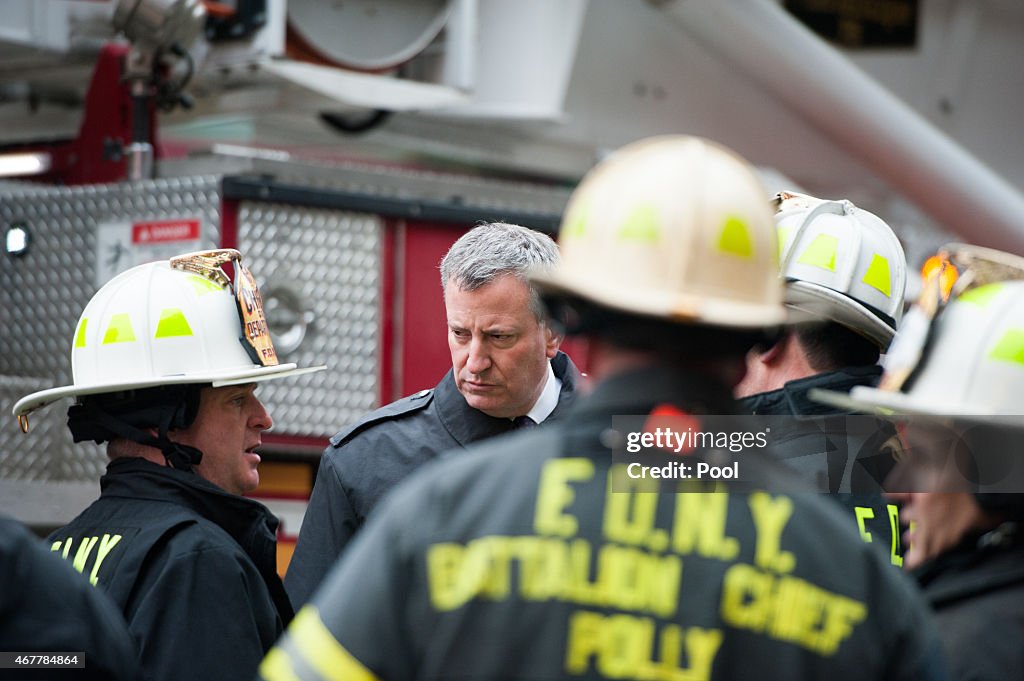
[48,458,292,681]
[914,523,1024,681]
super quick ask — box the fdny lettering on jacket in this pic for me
[50,529,135,586]
[425,461,867,679]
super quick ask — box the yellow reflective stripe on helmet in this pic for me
[862,254,892,296]
[187,274,224,296]
[102,314,137,344]
[776,226,793,258]
[988,328,1024,367]
[617,204,660,242]
[286,606,381,681]
[258,648,303,681]
[74,319,88,348]
[796,234,838,272]
[563,205,588,240]
[959,282,1004,308]
[154,308,194,339]
[718,216,753,258]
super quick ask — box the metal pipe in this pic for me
[659,0,1024,253]
[127,56,155,181]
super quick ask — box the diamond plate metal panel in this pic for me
[0,375,106,481]
[237,203,381,437]
[0,177,222,481]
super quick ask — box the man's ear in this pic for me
[543,323,562,358]
[755,331,791,366]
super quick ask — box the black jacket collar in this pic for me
[436,351,580,445]
[739,365,882,416]
[100,458,280,550]
[914,522,1024,606]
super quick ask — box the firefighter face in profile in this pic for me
[890,491,990,570]
[171,383,273,495]
[887,422,1001,570]
[445,274,560,419]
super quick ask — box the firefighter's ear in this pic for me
[752,330,790,366]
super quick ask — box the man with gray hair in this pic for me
[285,222,581,607]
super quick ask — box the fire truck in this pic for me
[2,0,1023,572]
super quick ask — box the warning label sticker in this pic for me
[95,217,204,287]
[132,219,201,244]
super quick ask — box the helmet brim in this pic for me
[786,280,896,349]
[810,385,1024,430]
[13,364,326,419]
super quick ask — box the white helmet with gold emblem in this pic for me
[14,249,324,425]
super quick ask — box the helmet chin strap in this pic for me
[68,400,204,471]
[152,414,205,472]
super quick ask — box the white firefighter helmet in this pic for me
[811,246,1024,513]
[14,249,324,423]
[774,191,907,349]
[815,246,1024,422]
[531,135,786,329]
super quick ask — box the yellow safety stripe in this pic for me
[988,328,1024,367]
[74,319,88,348]
[288,606,381,681]
[154,308,194,339]
[563,205,588,240]
[617,204,660,242]
[861,254,892,296]
[102,313,136,344]
[776,226,792,258]
[718,216,753,258]
[258,648,303,681]
[188,274,224,295]
[796,234,838,272]
[959,282,1003,308]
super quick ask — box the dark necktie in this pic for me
[512,415,536,429]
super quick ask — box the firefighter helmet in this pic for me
[774,191,906,349]
[812,246,1024,514]
[13,249,324,423]
[820,277,1024,421]
[819,277,1024,515]
[531,135,786,329]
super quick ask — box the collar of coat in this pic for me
[100,457,280,550]
[738,365,882,417]
[436,351,580,445]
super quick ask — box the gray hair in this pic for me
[439,222,559,319]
